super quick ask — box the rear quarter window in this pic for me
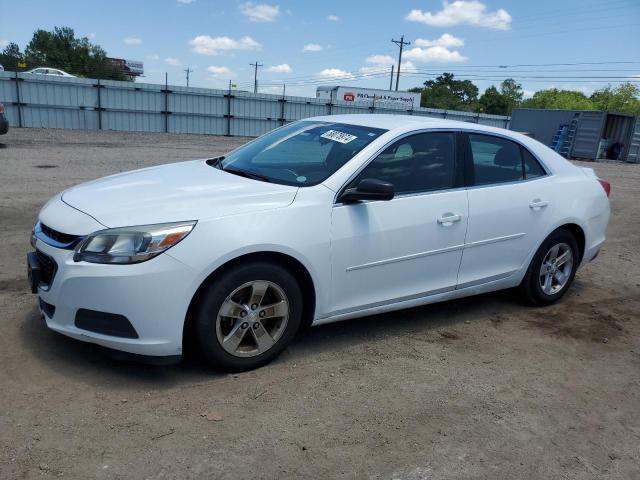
[522,148,546,179]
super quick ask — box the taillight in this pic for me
[598,178,611,197]
[0,103,4,114]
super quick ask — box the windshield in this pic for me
[217,121,388,186]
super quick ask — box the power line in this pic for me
[510,0,637,24]
[227,60,640,92]
[241,68,640,89]
[248,61,640,86]
[391,35,410,91]
[249,61,263,94]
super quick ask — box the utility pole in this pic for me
[389,65,394,90]
[184,67,193,87]
[249,61,263,94]
[391,35,410,91]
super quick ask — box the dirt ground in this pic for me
[0,128,638,479]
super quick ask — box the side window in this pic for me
[354,132,456,195]
[522,148,546,179]
[468,134,523,185]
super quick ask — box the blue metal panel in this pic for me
[626,118,640,163]
[572,111,606,160]
[0,72,19,104]
[21,105,98,130]
[19,73,97,108]
[169,114,226,135]
[102,84,163,112]
[0,72,509,135]
[102,111,163,132]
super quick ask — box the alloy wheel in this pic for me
[215,280,290,358]
[539,242,574,296]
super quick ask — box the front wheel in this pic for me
[520,229,579,305]
[195,262,303,371]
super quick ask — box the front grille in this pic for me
[36,250,57,288]
[40,223,80,246]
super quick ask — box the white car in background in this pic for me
[28,115,610,370]
[26,67,75,77]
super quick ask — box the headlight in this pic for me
[74,221,196,264]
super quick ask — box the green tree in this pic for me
[411,73,479,111]
[23,26,129,80]
[521,89,595,110]
[590,83,640,116]
[478,79,524,115]
[0,42,23,71]
[478,86,510,115]
[500,78,523,113]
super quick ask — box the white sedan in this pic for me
[28,115,610,370]
[25,67,75,77]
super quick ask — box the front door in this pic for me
[329,131,468,315]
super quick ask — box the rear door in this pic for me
[457,132,554,288]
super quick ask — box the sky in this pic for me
[1,0,639,98]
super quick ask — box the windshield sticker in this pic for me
[296,176,307,183]
[321,130,357,144]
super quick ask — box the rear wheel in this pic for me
[195,262,302,371]
[520,229,579,305]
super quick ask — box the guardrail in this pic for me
[0,71,510,136]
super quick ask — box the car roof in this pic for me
[309,113,476,130]
[307,113,513,137]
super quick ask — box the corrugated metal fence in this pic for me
[0,71,510,136]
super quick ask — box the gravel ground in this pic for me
[0,128,639,479]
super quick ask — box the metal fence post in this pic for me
[14,71,23,128]
[279,85,286,126]
[163,73,169,133]
[95,79,103,130]
[225,81,233,136]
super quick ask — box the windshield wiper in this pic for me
[222,167,271,183]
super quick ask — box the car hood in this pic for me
[61,160,298,227]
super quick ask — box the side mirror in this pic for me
[339,178,395,203]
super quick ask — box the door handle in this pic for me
[437,213,462,225]
[529,199,548,210]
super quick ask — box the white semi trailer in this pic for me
[316,86,421,109]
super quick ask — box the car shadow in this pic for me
[285,290,520,360]
[19,289,523,387]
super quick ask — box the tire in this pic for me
[520,229,579,306]
[195,261,303,371]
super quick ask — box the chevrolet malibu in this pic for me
[28,115,610,370]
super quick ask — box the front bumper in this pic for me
[32,239,198,357]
